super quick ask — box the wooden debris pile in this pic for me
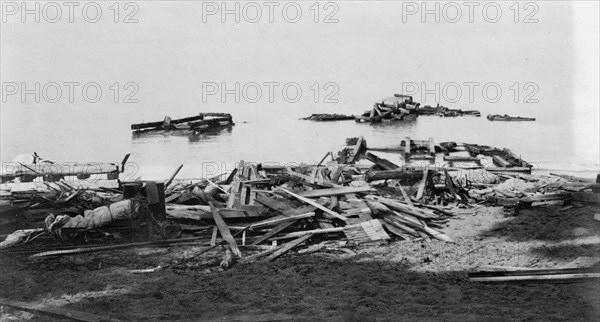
[469,173,600,214]
[2,139,597,269]
[487,114,536,122]
[163,146,464,267]
[131,113,234,134]
[302,93,483,123]
[416,104,481,117]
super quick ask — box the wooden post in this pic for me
[404,137,411,160]
[416,165,429,200]
[429,137,435,156]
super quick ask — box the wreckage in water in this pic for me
[487,114,536,122]
[131,113,234,134]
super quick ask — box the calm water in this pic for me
[1,2,598,179]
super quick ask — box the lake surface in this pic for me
[1,1,598,179]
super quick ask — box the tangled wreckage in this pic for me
[302,94,482,123]
[131,113,234,135]
[1,136,598,278]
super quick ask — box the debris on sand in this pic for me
[1,138,598,275]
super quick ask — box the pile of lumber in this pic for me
[131,113,234,133]
[162,158,456,265]
[355,103,416,123]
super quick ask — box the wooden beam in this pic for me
[166,204,264,220]
[164,164,183,188]
[0,298,116,322]
[365,152,399,170]
[264,234,312,262]
[250,212,315,229]
[428,137,435,156]
[271,226,347,240]
[404,137,411,159]
[250,220,298,245]
[416,165,429,200]
[492,156,511,168]
[209,202,242,258]
[397,184,414,207]
[297,186,374,198]
[255,194,315,217]
[278,188,348,222]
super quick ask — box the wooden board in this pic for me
[0,297,120,322]
[297,186,374,198]
[209,202,242,258]
[278,188,347,222]
[255,194,316,217]
[343,219,390,243]
[264,234,312,262]
[250,212,314,229]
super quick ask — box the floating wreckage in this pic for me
[487,114,536,122]
[418,104,481,117]
[131,113,234,134]
[368,137,534,174]
[300,114,356,122]
[302,94,481,123]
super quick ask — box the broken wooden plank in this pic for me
[365,200,390,215]
[416,165,429,201]
[166,204,264,220]
[468,267,600,282]
[382,220,413,240]
[209,202,242,258]
[164,164,183,188]
[271,227,346,240]
[364,169,423,183]
[264,234,313,262]
[250,212,315,229]
[0,297,117,322]
[278,188,348,222]
[250,220,298,245]
[492,156,511,168]
[297,186,374,198]
[397,184,415,207]
[381,215,420,237]
[422,225,453,243]
[255,194,316,217]
[371,196,438,219]
[428,137,435,156]
[365,152,399,170]
[443,168,457,200]
[210,226,218,246]
[343,219,390,243]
